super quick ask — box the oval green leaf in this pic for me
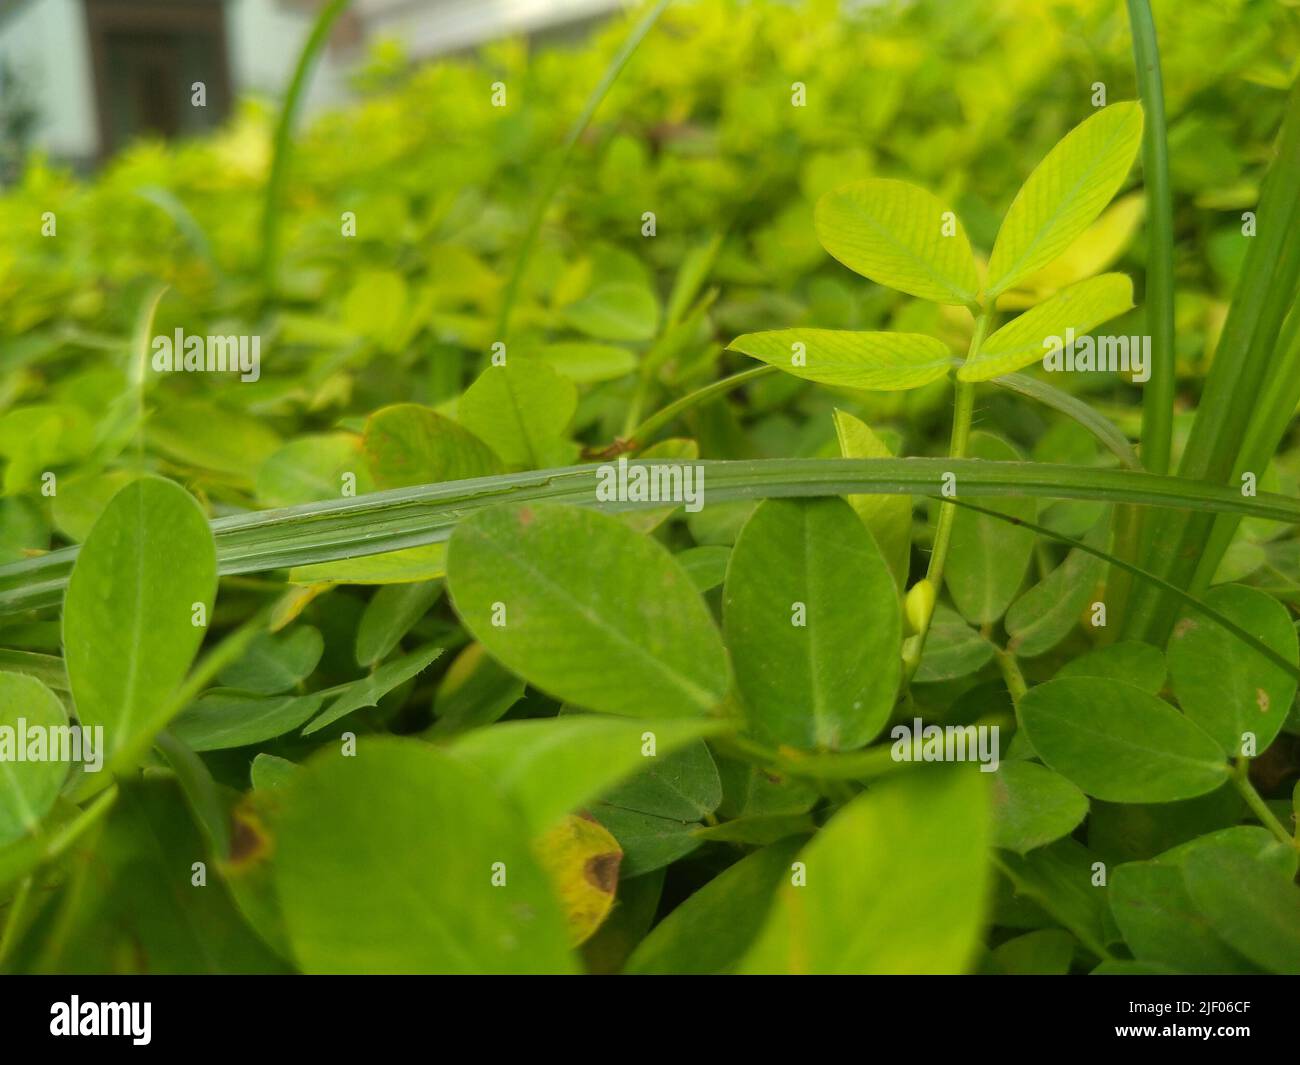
[729,329,953,391]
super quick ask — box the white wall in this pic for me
[225,0,352,112]
[0,0,99,159]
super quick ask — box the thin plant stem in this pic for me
[625,365,775,447]
[1232,759,1298,850]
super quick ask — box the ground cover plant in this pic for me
[0,0,1299,975]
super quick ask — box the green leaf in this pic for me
[588,804,701,877]
[728,329,953,391]
[1018,677,1229,802]
[625,839,804,974]
[1168,585,1298,755]
[256,434,373,507]
[363,403,503,490]
[915,604,995,683]
[457,362,578,470]
[832,409,911,589]
[959,274,1135,381]
[62,477,217,773]
[250,753,299,790]
[995,838,1116,959]
[149,400,282,482]
[674,545,731,592]
[446,715,721,835]
[562,281,659,341]
[990,760,1089,854]
[289,543,447,586]
[1005,545,1103,657]
[724,498,901,750]
[989,930,1076,975]
[274,739,576,973]
[986,102,1144,296]
[428,643,524,738]
[1056,640,1166,694]
[530,343,636,384]
[171,690,324,751]
[814,178,980,304]
[602,739,721,822]
[355,580,443,667]
[301,644,443,735]
[217,626,323,695]
[446,503,728,718]
[945,433,1036,624]
[1183,844,1300,974]
[0,672,70,846]
[739,768,990,974]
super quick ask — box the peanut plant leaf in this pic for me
[354,580,444,667]
[256,434,372,507]
[534,814,622,947]
[625,837,804,974]
[1005,545,1104,657]
[562,281,659,341]
[274,739,577,974]
[832,409,911,589]
[724,498,901,750]
[217,626,323,695]
[958,273,1135,381]
[301,644,443,735]
[428,642,524,738]
[1182,844,1300,974]
[171,690,324,751]
[729,329,953,391]
[1056,640,1166,694]
[1018,677,1230,802]
[814,178,980,305]
[588,803,701,877]
[447,715,721,835]
[945,432,1036,624]
[447,503,729,719]
[0,672,70,846]
[986,102,1144,297]
[739,768,990,974]
[990,759,1089,854]
[363,403,503,489]
[1167,585,1298,756]
[915,604,995,682]
[62,476,217,773]
[458,362,578,470]
[602,739,721,822]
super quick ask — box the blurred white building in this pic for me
[0,0,625,166]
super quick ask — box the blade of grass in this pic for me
[989,372,1139,469]
[1126,78,1300,642]
[4,458,1299,616]
[257,0,352,294]
[1126,0,1175,478]
[495,0,671,343]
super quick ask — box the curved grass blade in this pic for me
[989,372,1139,469]
[3,458,1299,616]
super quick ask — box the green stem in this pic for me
[0,876,32,968]
[625,365,774,446]
[1126,0,1175,478]
[495,0,670,343]
[258,0,352,295]
[1232,759,1297,849]
[994,647,1029,708]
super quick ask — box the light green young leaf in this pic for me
[446,504,729,719]
[986,103,1144,297]
[724,498,901,750]
[1018,677,1229,802]
[832,409,911,589]
[446,715,721,835]
[0,672,70,846]
[814,178,980,304]
[275,739,576,973]
[458,361,578,470]
[562,282,659,341]
[959,274,1135,381]
[62,477,217,773]
[739,768,989,974]
[1168,585,1298,756]
[945,433,1036,624]
[729,329,953,391]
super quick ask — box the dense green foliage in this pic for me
[1,0,1299,975]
